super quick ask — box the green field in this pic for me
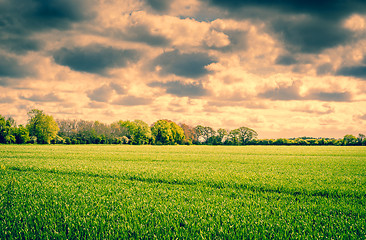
[1,145,365,239]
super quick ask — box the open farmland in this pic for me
[0,145,365,239]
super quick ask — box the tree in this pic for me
[169,121,185,144]
[194,125,215,144]
[179,123,197,144]
[357,133,365,146]
[0,115,17,144]
[133,120,152,144]
[151,120,185,145]
[229,127,258,145]
[116,120,137,142]
[216,128,228,144]
[237,126,258,145]
[151,120,172,145]
[14,125,30,144]
[0,115,8,143]
[228,129,240,145]
[27,109,59,144]
[116,120,152,144]
[343,134,357,146]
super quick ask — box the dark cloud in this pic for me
[87,101,108,109]
[317,63,334,76]
[259,82,353,102]
[259,82,302,100]
[203,0,366,20]
[151,50,217,78]
[0,38,41,54]
[206,100,269,109]
[206,30,247,52]
[275,55,298,66]
[109,83,126,95]
[87,85,114,103]
[0,97,15,104]
[292,104,334,115]
[360,114,366,120]
[272,18,352,53]
[87,83,126,102]
[336,65,366,79]
[0,0,91,33]
[53,44,140,75]
[0,54,33,79]
[202,1,361,53]
[306,91,352,102]
[20,93,62,102]
[145,0,171,12]
[149,80,208,97]
[113,96,152,106]
[0,0,93,54]
[121,24,170,47]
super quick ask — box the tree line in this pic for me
[0,109,365,146]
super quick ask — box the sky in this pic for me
[1,0,366,139]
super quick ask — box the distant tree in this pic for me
[343,134,357,146]
[151,120,185,145]
[57,119,78,138]
[216,128,228,144]
[0,115,8,143]
[116,120,152,144]
[229,127,258,145]
[27,109,59,144]
[51,135,65,144]
[318,138,326,145]
[169,121,185,144]
[179,123,197,144]
[116,120,137,142]
[228,129,240,145]
[296,138,309,145]
[357,133,365,146]
[236,127,258,145]
[273,138,290,145]
[133,120,153,144]
[194,125,215,144]
[0,115,18,144]
[151,120,172,145]
[14,125,30,144]
[307,139,319,145]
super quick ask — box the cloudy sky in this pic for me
[1,0,366,138]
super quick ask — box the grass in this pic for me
[0,145,365,239]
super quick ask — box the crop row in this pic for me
[0,145,365,239]
[1,169,365,239]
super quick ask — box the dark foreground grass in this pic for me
[0,145,365,239]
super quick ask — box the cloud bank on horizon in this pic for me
[1,0,366,138]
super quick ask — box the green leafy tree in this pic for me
[0,115,18,144]
[343,134,357,146]
[236,126,258,145]
[151,120,185,145]
[216,128,228,144]
[116,120,152,144]
[117,120,137,141]
[133,120,152,144]
[357,133,365,146]
[27,109,59,144]
[14,125,30,144]
[0,115,8,143]
[194,125,215,144]
[169,121,185,144]
[229,127,258,145]
[151,120,173,145]
[228,129,240,145]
